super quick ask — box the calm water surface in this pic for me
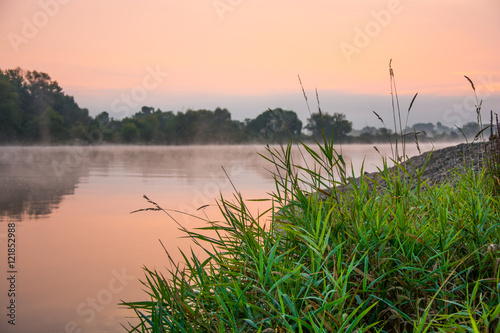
[0,142,458,332]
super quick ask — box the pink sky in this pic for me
[1,0,499,127]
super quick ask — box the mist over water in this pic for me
[0,145,272,220]
[0,142,459,332]
[0,142,453,219]
[0,141,460,219]
[0,147,88,220]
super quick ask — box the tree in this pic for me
[461,122,480,138]
[137,114,160,142]
[157,110,177,144]
[246,108,302,140]
[360,126,377,135]
[121,121,139,142]
[436,122,452,134]
[0,74,22,142]
[39,107,68,142]
[305,112,352,140]
[377,127,393,138]
[411,122,435,134]
[214,107,231,123]
[280,109,302,137]
[95,111,110,125]
[0,67,90,142]
[70,122,87,140]
[140,106,154,116]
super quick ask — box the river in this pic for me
[0,141,458,332]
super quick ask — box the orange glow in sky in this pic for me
[1,0,499,127]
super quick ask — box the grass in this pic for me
[122,68,500,332]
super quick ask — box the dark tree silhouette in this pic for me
[305,112,352,141]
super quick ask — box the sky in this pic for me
[1,0,500,129]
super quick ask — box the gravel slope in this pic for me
[338,141,489,193]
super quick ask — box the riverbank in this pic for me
[125,137,500,332]
[338,141,487,193]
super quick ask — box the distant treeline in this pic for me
[0,68,480,145]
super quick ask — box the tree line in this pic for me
[0,68,479,145]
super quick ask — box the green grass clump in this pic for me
[123,67,500,332]
[123,133,500,332]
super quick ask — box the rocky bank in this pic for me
[338,141,491,193]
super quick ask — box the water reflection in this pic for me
[0,144,278,333]
[0,147,89,219]
[0,145,273,220]
[0,142,455,220]
[0,142,461,333]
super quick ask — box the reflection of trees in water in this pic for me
[1,144,413,220]
[0,145,274,220]
[0,147,90,220]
